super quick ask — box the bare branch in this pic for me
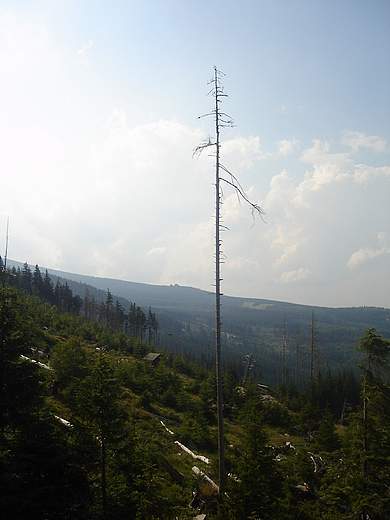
[192,136,215,158]
[219,164,266,222]
[220,176,266,224]
[197,111,215,120]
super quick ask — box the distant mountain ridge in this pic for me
[9,259,389,313]
[8,259,390,385]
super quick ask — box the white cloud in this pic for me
[280,268,309,283]
[347,247,387,269]
[0,3,389,309]
[0,13,49,80]
[105,108,128,129]
[292,140,352,207]
[347,233,390,269]
[354,164,390,184]
[61,95,72,104]
[1,13,47,50]
[300,139,351,171]
[0,94,388,306]
[275,243,299,266]
[146,247,167,257]
[221,135,264,169]
[0,124,64,179]
[342,131,387,153]
[264,169,296,216]
[278,139,299,156]
[242,135,389,303]
[78,39,93,55]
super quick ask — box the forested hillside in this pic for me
[1,261,390,518]
[8,260,390,387]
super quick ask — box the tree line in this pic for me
[0,259,158,345]
[1,259,389,518]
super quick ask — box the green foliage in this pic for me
[0,284,91,518]
[51,337,87,389]
[319,329,390,519]
[294,447,316,486]
[0,286,43,433]
[2,283,390,520]
[285,369,361,429]
[262,400,291,429]
[0,413,91,519]
[177,411,215,450]
[140,389,153,410]
[348,328,390,519]
[313,407,341,453]
[358,327,390,380]
[220,392,281,519]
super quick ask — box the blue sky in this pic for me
[0,1,389,307]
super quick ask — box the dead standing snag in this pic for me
[194,66,265,494]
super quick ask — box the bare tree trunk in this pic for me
[310,310,315,380]
[214,66,225,494]
[296,324,300,389]
[362,376,368,512]
[282,315,287,387]
[194,66,264,495]
[101,412,107,518]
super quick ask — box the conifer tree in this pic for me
[328,329,390,519]
[84,287,91,321]
[313,407,341,453]
[76,348,124,517]
[356,328,390,519]
[105,289,114,328]
[42,269,54,303]
[0,285,41,434]
[223,390,279,518]
[20,262,33,295]
[32,264,43,297]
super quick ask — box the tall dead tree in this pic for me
[310,310,320,380]
[310,311,315,380]
[282,315,287,387]
[0,218,9,436]
[295,323,300,389]
[242,353,255,387]
[194,67,264,494]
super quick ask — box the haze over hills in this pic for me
[9,260,390,312]
[8,260,390,386]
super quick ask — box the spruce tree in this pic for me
[313,407,341,453]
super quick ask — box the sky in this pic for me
[0,0,389,308]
